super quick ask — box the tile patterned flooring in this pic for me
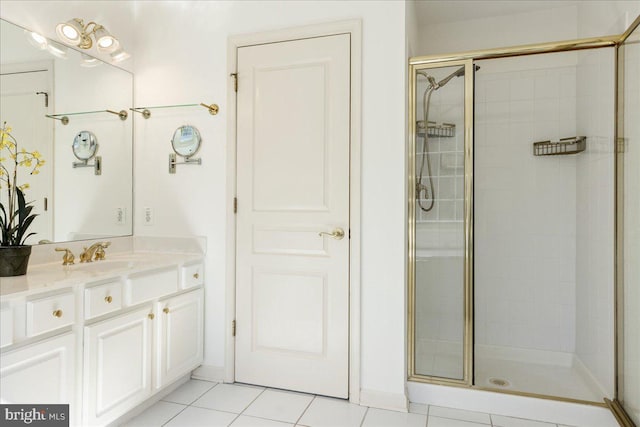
[121,380,578,427]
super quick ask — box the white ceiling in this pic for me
[414,0,580,24]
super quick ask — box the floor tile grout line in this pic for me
[294,395,316,426]
[160,403,190,427]
[239,387,268,415]
[359,406,370,427]
[160,380,218,406]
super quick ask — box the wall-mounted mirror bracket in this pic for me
[73,155,102,175]
[169,153,201,174]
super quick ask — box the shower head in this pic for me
[436,65,481,88]
[417,65,480,90]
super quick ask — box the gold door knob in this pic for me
[163,307,170,314]
[148,313,155,320]
[193,273,199,279]
[318,228,345,240]
[52,309,63,318]
[104,296,113,304]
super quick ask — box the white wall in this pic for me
[131,0,408,402]
[1,0,409,405]
[417,5,578,56]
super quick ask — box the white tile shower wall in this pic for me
[415,74,465,226]
[474,59,578,354]
[575,47,615,397]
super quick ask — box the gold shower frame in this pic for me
[407,14,640,414]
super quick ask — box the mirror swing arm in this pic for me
[73,155,101,175]
[168,153,201,174]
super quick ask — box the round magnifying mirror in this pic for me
[171,125,201,158]
[72,131,98,160]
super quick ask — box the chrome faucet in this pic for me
[79,241,111,263]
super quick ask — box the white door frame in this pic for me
[225,20,362,403]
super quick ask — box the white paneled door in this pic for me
[235,34,350,398]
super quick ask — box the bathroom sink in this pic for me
[71,260,137,273]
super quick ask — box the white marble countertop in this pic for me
[0,236,206,299]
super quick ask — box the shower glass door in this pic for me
[409,60,473,384]
[617,19,640,426]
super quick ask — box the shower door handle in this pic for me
[318,228,345,240]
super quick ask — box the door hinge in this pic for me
[230,73,238,92]
[232,320,236,337]
[233,197,238,214]
[44,197,48,212]
[36,91,48,107]
[617,137,626,153]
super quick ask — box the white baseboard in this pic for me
[191,364,226,383]
[407,382,618,427]
[359,389,408,412]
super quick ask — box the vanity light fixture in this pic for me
[55,18,129,61]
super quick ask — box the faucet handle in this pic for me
[94,241,111,261]
[55,248,75,266]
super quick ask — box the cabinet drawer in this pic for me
[0,305,13,348]
[181,263,204,289]
[85,281,123,319]
[126,268,178,306]
[26,291,75,337]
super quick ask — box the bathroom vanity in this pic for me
[0,238,205,426]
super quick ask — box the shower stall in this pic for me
[408,16,640,425]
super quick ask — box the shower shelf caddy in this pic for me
[417,120,456,138]
[533,136,586,156]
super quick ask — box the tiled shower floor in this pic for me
[475,356,604,402]
[415,341,604,402]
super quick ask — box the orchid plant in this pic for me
[0,122,45,246]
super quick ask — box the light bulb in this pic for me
[94,26,119,53]
[62,25,78,39]
[56,19,83,45]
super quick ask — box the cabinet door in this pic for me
[0,332,75,404]
[83,306,153,426]
[155,288,204,388]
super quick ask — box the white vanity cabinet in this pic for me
[0,254,205,427]
[0,332,76,405]
[82,306,154,426]
[155,288,204,389]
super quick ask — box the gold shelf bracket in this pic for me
[129,102,220,119]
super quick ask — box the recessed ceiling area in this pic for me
[414,0,580,25]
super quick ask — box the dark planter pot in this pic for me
[0,245,32,277]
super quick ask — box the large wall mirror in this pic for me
[0,18,133,244]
